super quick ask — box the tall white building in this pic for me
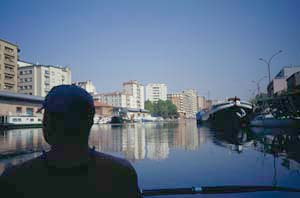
[123,80,144,109]
[18,61,71,96]
[72,80,97,95]
[182,89,198,118]
[93,92,135,108]
[145,83,167,102]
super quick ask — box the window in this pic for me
[30,118,34,122]
[26,108,34,116]
[20,71,23,75]
[16,107,22,113]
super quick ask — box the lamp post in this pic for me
[259,50,283,84]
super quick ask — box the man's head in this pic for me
[40,85,95,146]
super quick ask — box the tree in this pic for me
[144,100,178,118]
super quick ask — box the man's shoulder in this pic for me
[2,155,45,177]
[92,151,136,173]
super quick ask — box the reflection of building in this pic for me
[0,128,48,155]
[123,80,144,109]
[146,128,169,160]
[145,83,167,102]
[18,60,72,96]
[122,125,146,161]
[267,66,300,95]
[0,91,44,116]
[0,39,19,93]
[72,80,97,95]
[172,121,201,150]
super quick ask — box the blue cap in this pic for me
[38,85,95,115]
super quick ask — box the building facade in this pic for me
[197,95,206,111]
[0,39,19,92]
[287,71,300,91]
[268,66,300,95]
[72,80,97,95]
[0,91,44,116]
[145,83,167,102]
[167,93,185,114]
[182,89,198,118]
[123,80,144,109]
[93,92,135,108]
[18,61,71,97]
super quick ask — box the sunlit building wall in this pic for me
[123,80,144,109]
[0,39,19,92]
[145,83,167,102]
[18,61,71,97]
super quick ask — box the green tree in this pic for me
[144,100,178,118]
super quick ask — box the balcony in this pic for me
[4,68,15,75]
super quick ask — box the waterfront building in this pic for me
[0,39,20,92]
[167,93,185,115]
[197,95,206,111]
[94,101,113,117]
[182,89,198,118]
[287,71,300,91]
[123,80,144,109]
[72,80,97,95]
[18,60,71,97]
[93,92,135,108]
[267,66,300,95]
[145,83,167,102]
[0,91,43,116]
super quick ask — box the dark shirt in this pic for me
[0,149,140,198]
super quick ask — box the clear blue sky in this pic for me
[1,0,300,100]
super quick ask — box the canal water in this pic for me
[1,120,300,197]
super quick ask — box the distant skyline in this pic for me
[1,0,300,100]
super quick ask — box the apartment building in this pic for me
[197,95,206,111]
[145,83,167,102]
[18,61,71,97]
[72,80,97,95]
[267,66,300,95]
[182,89,198,118]
[167,93,184,113]
[0,39,19,92]
[123,80,144,109]
[93,92,135,108]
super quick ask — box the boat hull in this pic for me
[208,105,252,129]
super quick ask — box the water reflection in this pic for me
[1,120,300,189]
[89,121,207,161]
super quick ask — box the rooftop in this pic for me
[0,91,44,103]
[0,38,19,47]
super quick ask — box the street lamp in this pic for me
[259,50,283,84]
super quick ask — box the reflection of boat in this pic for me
[250,113,300,128]
[93,115,111,124]
[110,116,131,124]
[197,97,253,128]
[0,115,43,129]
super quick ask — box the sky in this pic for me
[1,0,300,100]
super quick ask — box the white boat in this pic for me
[0,115,43,129]
[250,113,300,128]
[196,97,253,128]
